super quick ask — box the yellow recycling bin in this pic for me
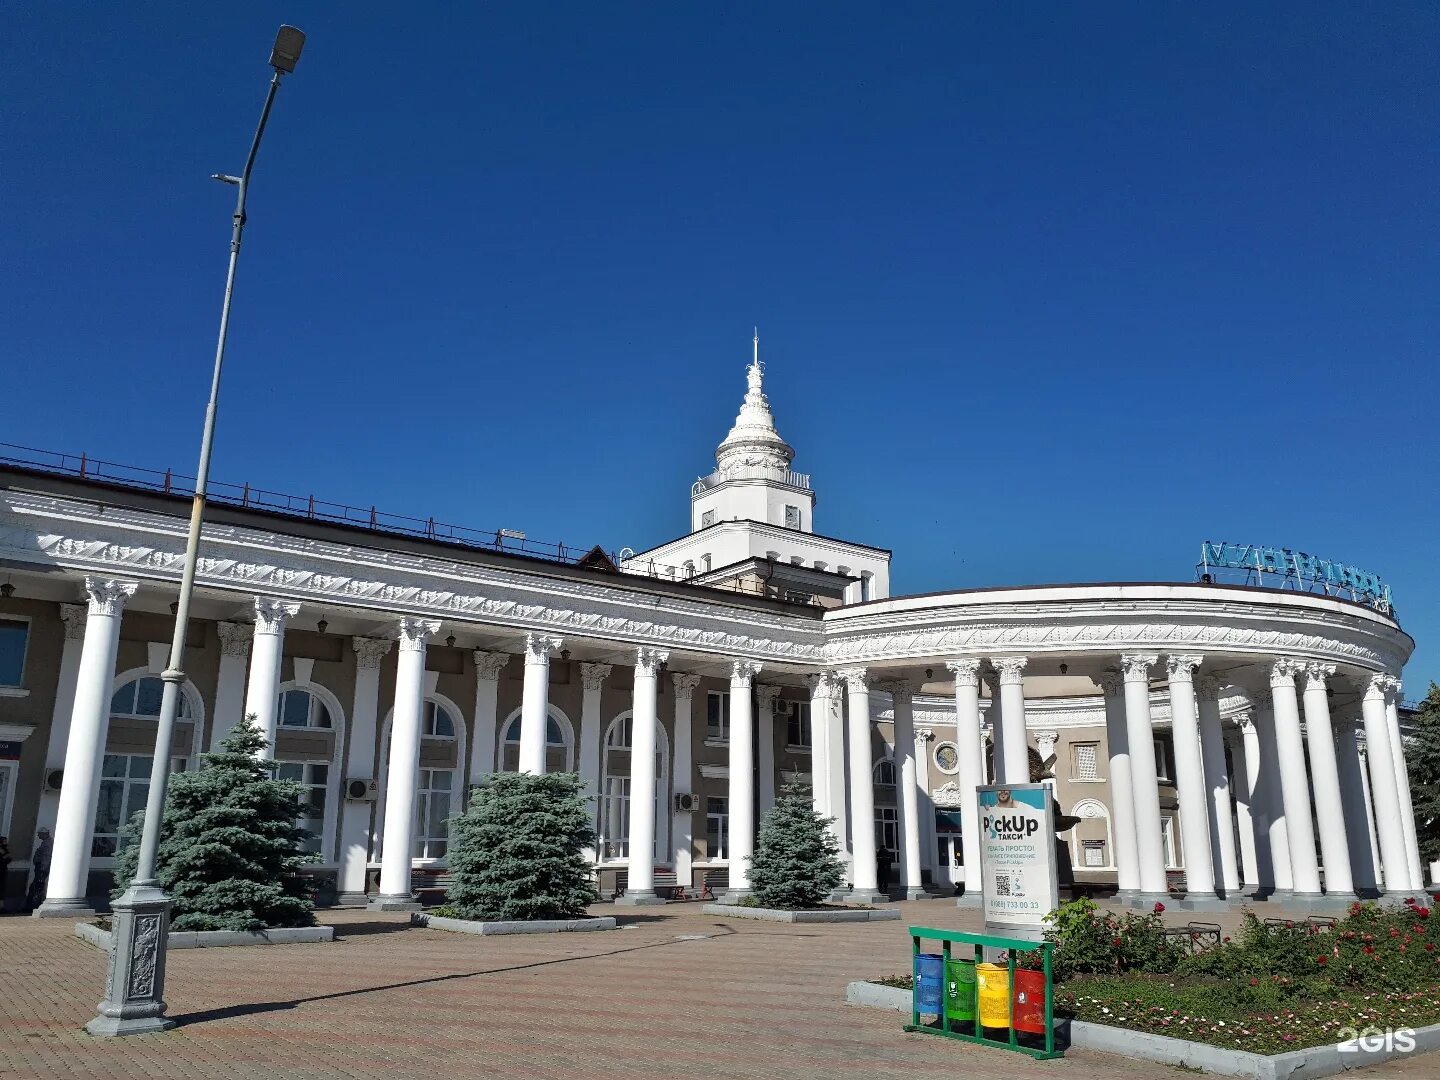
[975,962,1011,1029]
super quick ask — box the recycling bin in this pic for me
[913,953,944,1016]
[944,957,977,1024]
[976,962,1010,1029]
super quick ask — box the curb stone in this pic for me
[75,922,335,951]
[702,904,902,923]
[412,912,617,935]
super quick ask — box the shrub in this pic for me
[748,780,846,909]
[111,714,318,931]
[445,771,598,921]
[1044,896,1185,980]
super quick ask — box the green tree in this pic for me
[748,780,845,908]
[445,771,598,921]
[1406,681,1440,864]
[112,714,318,931]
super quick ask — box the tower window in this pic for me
[784,505,800,529]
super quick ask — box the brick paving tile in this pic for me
[1,898,1437,1079]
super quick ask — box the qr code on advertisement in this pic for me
[994,871,1022,897]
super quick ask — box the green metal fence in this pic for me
[905,925,1061,1061]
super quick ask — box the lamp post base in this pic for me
[88,884,174,1038]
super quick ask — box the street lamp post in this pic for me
[87,25,306,1038]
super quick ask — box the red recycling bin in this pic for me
[1011,968,1047,1034]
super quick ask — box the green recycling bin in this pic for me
[945,957,977,1023]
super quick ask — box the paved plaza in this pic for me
[2,897,1439,1080]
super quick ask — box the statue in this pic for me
[1029,748,1081,896]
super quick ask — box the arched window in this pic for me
[375,695,466,865]
[273,684,345,859]
[873,759,897,787]
[598,712,669,864]
[94,671,202,862]
[499,708,574,773]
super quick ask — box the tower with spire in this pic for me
[691,330,814,534]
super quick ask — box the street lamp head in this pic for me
[269,25,306,74]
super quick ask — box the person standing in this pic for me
[25,827,51,912]
[876,843,895,896]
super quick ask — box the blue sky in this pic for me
[3,5,1437,686]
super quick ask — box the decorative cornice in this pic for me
[524,632,563,663]
[474,650,512,681]
[991,656,1028,685]
[730,659,763,687]
[84,577,138,617]
[397,617,441,653]
[354,636,394,669]
[945,658,981,686]
[671,672,701,698]
[253,596,301,635]
[216,621,251,657]
[1165,655,1203,682]
[1120,654,1157,682]
[634,648,669,677]
[59,602,87,640]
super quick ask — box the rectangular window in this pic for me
[415,768,453,860]
[706,691,730,742]
[784,505,800,529]
[706,796,728,861]
[700,509,716,527]
[875,807,898,851]
[1154,737,1173,783]
[276,761,328,854]
[0,619,28,687]
[92,754,185,859]
[859,575,871,602]
[786,702,811,748]
[1071,741,1100,781]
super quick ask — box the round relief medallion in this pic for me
[933,741,959,774]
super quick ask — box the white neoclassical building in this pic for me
[0,345,1422,912]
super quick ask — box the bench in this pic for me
[700,868,728,900]
[412,871,456,907]
[611,869,689,901]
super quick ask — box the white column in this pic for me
[1228,721,1260,889]
[471,651,511,785]
[1195,676,1239,896]
[1165,655,1215,897]
[672,673,700,888]
[1334,718,1380,895]
[35,603,87,836]
[1300,662,1353,895]
[947,660,985,899]
[724,659,762,899]
[1120,653,1168,897]
[983,672,1003,782]
[576,661,610,856]
[373,618,440,908]
[619,648,668,904]
[915,726,937,885]
[826,679,850,868]
[882,680,923,900]
[518,633,562,775]
[337,636,392,904]
[1360,673,1410,893]
[1269,660,1322,895]
[1385,678,1423,890]
[808,673,849,876]
[756,685,782,817]
[1249,692,1293,891]
[1097,670,1141,895]
[39,579,138,916]
[242,597,300,758]
[1357,732,1384,887]
[840,667,883,900]
[991,657,1029,783]
[208,622,251,749]
[807,674,833,820]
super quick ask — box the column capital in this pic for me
[1096,669,1125,698]
[944,658,981,686]
[875,678,913,706]
[634,648,669,677]
[990,656,1028,685]
[354,636,394,669]
[217,621,252,657]
[59,602,88,640]
[253,597,301,634]
[396,617,441,653]
[83,577,138,617]
[523,632,563,663]
[1237,713,1255,735]
[1195,674,1221,702]
[730,659,764,686]
[915,726,935,743]
[1302,661,1336,692]
[1269,657,1303,688]
[836,666,868,691]
[671,672,702,699]
[1165,655,1204,682]
[474,650,512,681]
[1034,729,1060,757]
[806,671,840,696]
[1119,654,1158,683]
[754,684,784,708]
[1383,674,1403,700]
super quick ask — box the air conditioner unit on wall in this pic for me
[45,769,64,792]
[674,792,698,813]
[346,778,379,801]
